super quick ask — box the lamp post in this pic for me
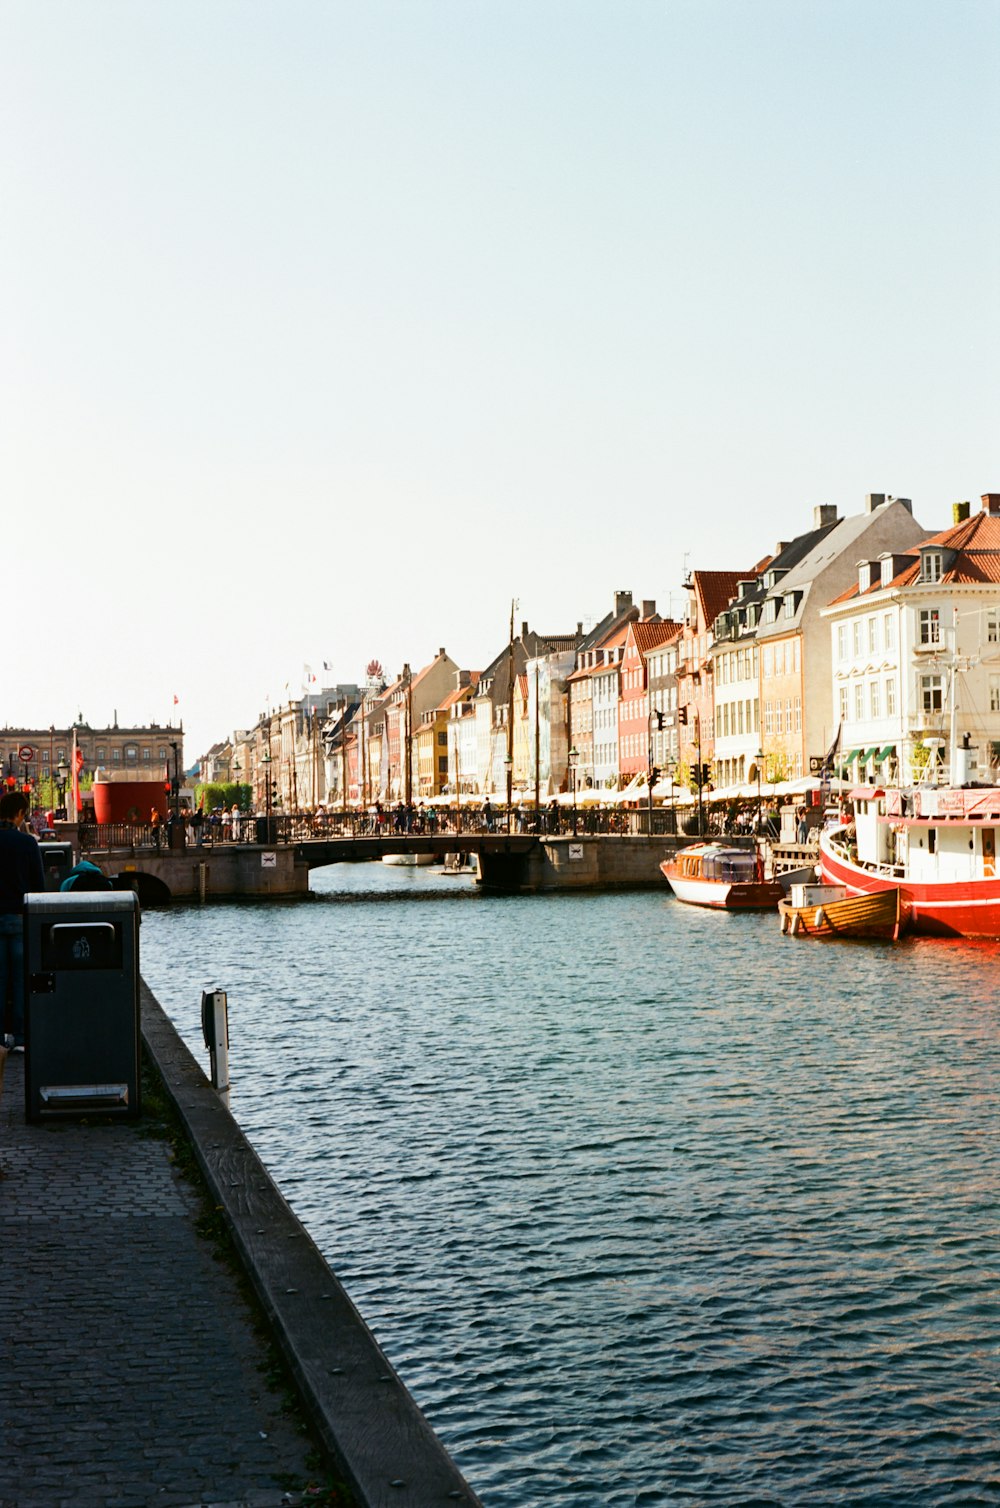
[262,751,272,842]
[56,759,69,819]
[569,745,579,837]
[169,741,180,817]
[754,750,764,837]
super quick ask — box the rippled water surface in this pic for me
[140,864,1000,1506]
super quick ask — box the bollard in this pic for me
[200,989,230,1100]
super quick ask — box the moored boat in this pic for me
[660,842,784,910]
[819,784,1000,938]
[778,881,903,940]
[381,852,435,867]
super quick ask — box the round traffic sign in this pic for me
[18,745,34,762]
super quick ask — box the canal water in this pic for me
[140,864,1000,1507]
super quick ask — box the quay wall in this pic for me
[478,835,683,891]
[110,846,309,898]
[140,981,482,1508]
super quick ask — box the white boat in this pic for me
[380,852,435,867]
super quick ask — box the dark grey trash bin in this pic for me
[38,841,74,891]
[23,891,141,1123]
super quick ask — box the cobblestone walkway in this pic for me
[0,1052,320,1508]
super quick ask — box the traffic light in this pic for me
[678,706,688,726]
[654,710,666,731]
[650,767,659,786]
[5,775,15,790]
[702,763,712,786]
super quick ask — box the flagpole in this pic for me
[70,727,79,821]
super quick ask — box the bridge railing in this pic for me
[79,806,691,852]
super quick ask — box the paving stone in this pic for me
[0,1055,319,1508]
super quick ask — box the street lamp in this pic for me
[569,746,579,837]
[754,750,764,837]
[503,753,513,832]
[262,751,272,842]
[56,759,69,818]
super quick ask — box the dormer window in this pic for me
[783,594,796,619]
[762,599,777,624]
[921,550,944,583]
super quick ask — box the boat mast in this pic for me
[506,600,515,809]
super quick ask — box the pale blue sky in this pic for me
[4,1,997,759]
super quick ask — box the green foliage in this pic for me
[197,781,252,812]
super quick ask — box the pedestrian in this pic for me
[150,807,162,850]
[0,790,45,1051]
[796,806,809,845]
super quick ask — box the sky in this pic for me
[4,0,998,761]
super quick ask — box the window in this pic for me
[854,685,864,719]
[853,621,862,656]
[158,746,167,760]
[921,552,944,583]
[868,617,878,653]
[763,646,773,677]
[837,625,847,662]
[764,701,773,735]
[142,747,151,761]
[987,609,999,645]
[869,681,880,719]
[884,614,895,650]
[112,748,121,763]
[783,594,795,619]
[794,695,802,732]
[839,687,849,721]
[886,677,896,716]
[921,675,943,715]
[919,608,941,645]
[991,677,1000,714]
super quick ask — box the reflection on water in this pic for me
[140,862,1000,1506]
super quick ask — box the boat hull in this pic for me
[779,887,902,940]
[818,831,1000,939]
[660,860,783,911]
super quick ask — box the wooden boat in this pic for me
[660,843,784,910]
[779,881,904,940]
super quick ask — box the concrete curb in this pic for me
[140,980,483,1508]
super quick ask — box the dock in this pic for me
[0,986,481,1508]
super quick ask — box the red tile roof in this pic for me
[832,512,1000,600]
[631,618,682,654]
[693,571,753,627]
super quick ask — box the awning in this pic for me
[843,749,861,763]
[875,744,895,762]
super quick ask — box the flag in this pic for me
[323,660,332,671]
[821,722,842,777]
[173,694,179,706]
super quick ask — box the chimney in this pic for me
[456,669,470,689]
[521,621,528,639]
[438,647,445,658]
[814,504,838,528]
[865,493,886,513]
[981,494,1000,516]
[774,541,789,557]
[953,500,971,523]
[614,590,633,616]
[887,496,912,513]
[641,599,656,619]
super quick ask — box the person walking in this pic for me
[0,790,45,1051]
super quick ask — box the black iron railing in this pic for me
[79,805,691,851]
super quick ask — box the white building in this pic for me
[824,495,1000,785]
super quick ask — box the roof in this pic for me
[692,572,751,628]
[629,618,682,655]
[837,511,1000,599]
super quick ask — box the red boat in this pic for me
[818,784,1000,938]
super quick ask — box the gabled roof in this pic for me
[691,572,751,629]
[629,618,682,655]
[827,511,1000,603]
